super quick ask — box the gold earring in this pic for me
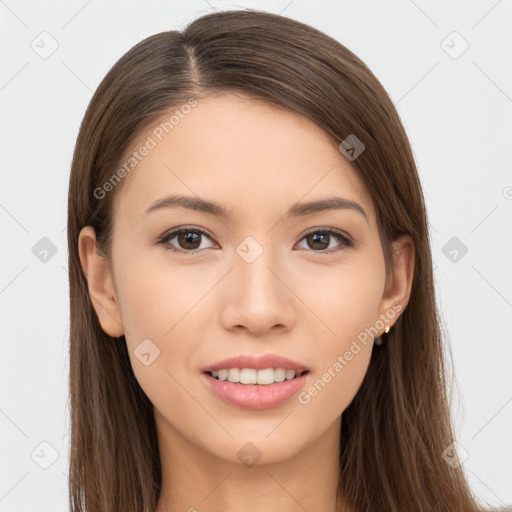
[375,324,391,346]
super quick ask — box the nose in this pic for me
[219,245,296,336]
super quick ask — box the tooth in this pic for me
[257,368,275,385]
[212,367,305,384]
[285,370,296,380]
[240,368,257,384]
[227,368,241,383]
[274,368,286,383]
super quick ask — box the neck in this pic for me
[154,412,343,512]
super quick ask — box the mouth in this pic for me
[201,368,311,410]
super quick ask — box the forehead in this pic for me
[112,93,375,226]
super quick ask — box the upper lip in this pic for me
[202,354,309,373]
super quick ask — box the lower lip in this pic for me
[201,371,310,410]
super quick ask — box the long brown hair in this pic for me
[67,8,492,511]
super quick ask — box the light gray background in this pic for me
[1,1,511,510]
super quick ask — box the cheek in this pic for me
[113,246,209,339]
[292,254,384,415]
[112,254,214,398]
[116,277,175,343]
[293,250,385,340]
[296,289,378,423]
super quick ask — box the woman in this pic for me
[67,8,494,512]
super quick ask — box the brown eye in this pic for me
[296,229,353,253]
[157,227,216,254]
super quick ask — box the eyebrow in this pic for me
[143,194,368,223]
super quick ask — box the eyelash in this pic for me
[156,226,354,256]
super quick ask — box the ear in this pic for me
[378,234,415,325]
[78,226,124,338]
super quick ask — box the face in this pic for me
[79,92,413,467]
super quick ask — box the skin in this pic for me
[78,92,414,512]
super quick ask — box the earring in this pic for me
[374,324,391,346]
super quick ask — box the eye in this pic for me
[295,228,354,254]
[156,227,217,255]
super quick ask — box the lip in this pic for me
[202,353,308,373]
[201,370,310,410]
